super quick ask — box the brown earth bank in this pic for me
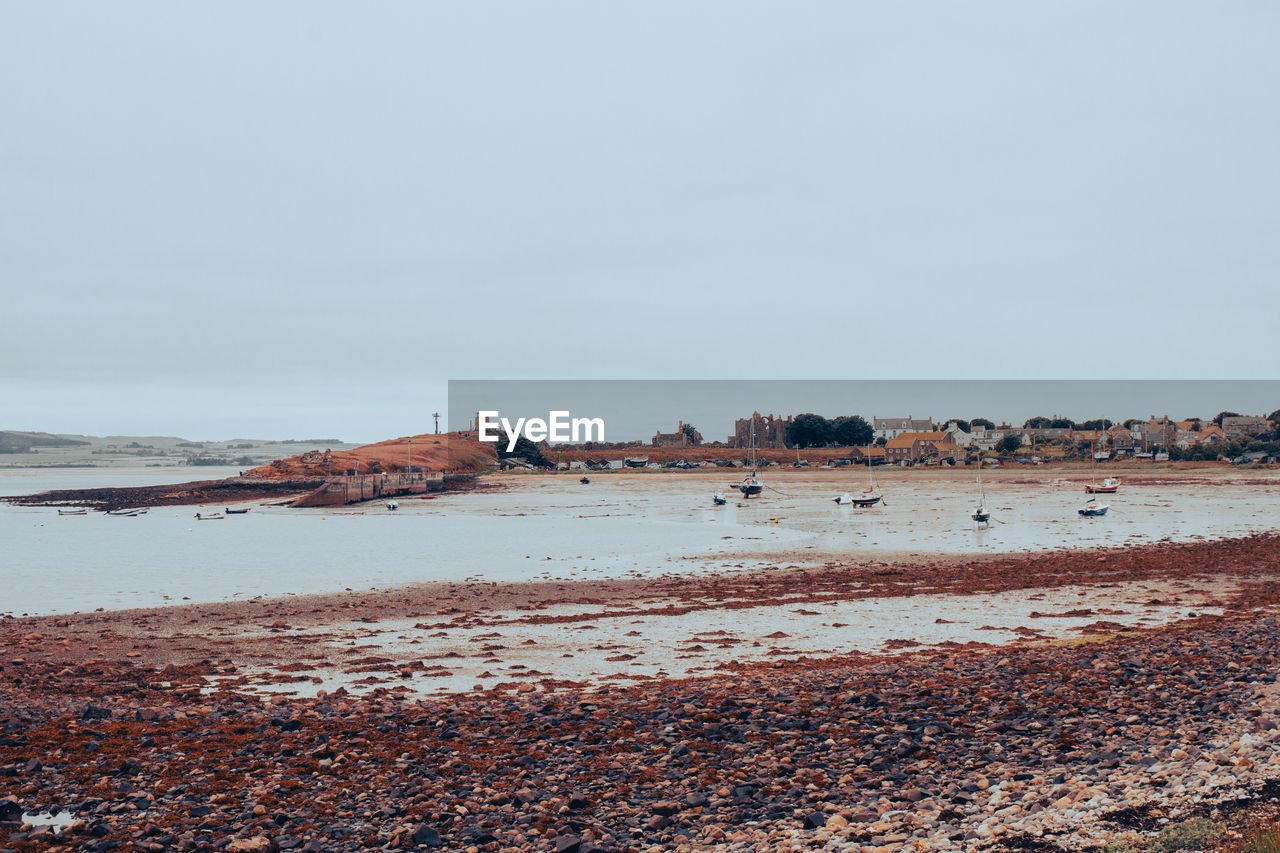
[242,434,493,480]
[3,536,1280,850]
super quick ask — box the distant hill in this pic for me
[0,431,360,469]
[0,431,91,453]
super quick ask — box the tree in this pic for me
[680,423,701,445]
[1077,419,1113,431]
[1023,416,1053,429]
[971,418,995,430]
[1268,409,1280,423]
[1214,411,1241,427]
[998,434,1022,454]
[785,413,833,448]
[499,432,549,467]
[1123,419,1140,429]
[944,418,971,433]
[874,436,888,447]
[831,415,873,447]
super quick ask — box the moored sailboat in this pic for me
[849,447,883,508]
[1078,498,1109,517]
[736,420,764,498]
[972,465,990,525]
[1084,439,1120,493]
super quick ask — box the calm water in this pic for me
[2,468,1278,616]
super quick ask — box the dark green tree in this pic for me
[1269,409,1280,422]
[1077,419,1113,430]
[680,423,701,445]
[970,418,996,430]
[831,415,873,447]
[1214,411,1241,427]
[998,434,1023,454]
[786,413,833,448]
[944,419,971,433]
[499,432,549,467]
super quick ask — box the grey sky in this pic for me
[3,3,1278,441]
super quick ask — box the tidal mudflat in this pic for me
[3,466,1279,617]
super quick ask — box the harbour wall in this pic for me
[290,472,472,507]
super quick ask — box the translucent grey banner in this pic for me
[448,379,1279,446]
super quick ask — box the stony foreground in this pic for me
[3,540,1280,851]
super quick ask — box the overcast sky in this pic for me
[4,3,1278,441]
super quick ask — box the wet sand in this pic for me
[3,533,1280,850]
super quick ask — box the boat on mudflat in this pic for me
[1078,499,1110,517]
[736,419,764,498]
[1085,477,1121,494]
[847,490,882,508]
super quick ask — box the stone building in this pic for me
[884,431,964,464]
[873,417,935,441]
[729,413,791,449]
[651,421,702,448]
[1222,415,1270,438]
[1136,416,1176,450]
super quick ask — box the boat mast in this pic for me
[867,441,875,491]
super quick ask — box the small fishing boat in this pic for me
[1085,477,1121,494]
[108,508,146,516]
[195,512,224,520]
[1078,499,1109,517]
[386,501,399,511]
[712,492,727,506]
[225,507,250,515]
[57,508,88,516]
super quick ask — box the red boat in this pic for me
[1085,477,1121,494]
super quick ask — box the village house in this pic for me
[1222,415,1270,438]
[843,445,887,465]
[1020,428,1072,444]
[942,421,975,447]
[884,431,965,464]
[969,425,1007,451]
[1136,416,1176,450]
[873,417,935,441]
[1108,424,1137,454]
